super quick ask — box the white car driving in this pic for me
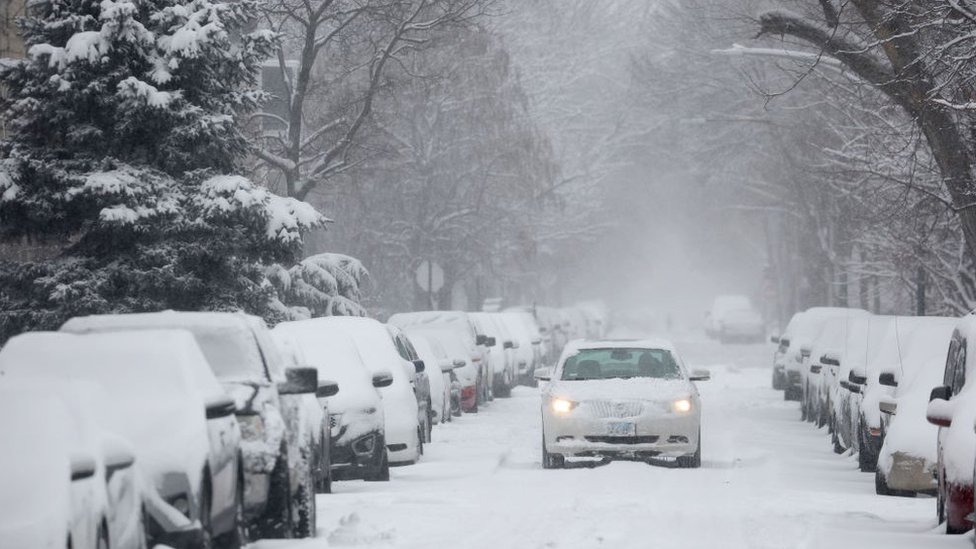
[537,339,710,469]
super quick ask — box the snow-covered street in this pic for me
[252,337,970,549]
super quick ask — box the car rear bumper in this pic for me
[884,452,936,492]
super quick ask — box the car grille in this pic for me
[585,400,644,418]
[585,436,659,444]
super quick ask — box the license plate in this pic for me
[606,422,636,436]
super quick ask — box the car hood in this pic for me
[546,378,694,403]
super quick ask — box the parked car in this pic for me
[0,330,243,548]
[926,314,976,534]
[403,328,460,425]
[770,312,803,391]
[705,295,764,343]
[499,311,543,385]
[388,311,492,410]
[874,316,957,496]
[537,339,710,469]
[830,315,895,455]
[414,327,479,414]
[781,307,870,401]
[0,389,119,549]
[62,312,319,539]
[801,319,849,426]
[470,312,518,398]
[267,329,336,537]
[316,317,424,465]
[273,319,390,482]
[387,324,434,443]
[535,306,569,360]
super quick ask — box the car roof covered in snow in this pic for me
[62,311,269,382]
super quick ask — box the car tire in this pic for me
[292,460,317,539]
[198,479,214,549]
[858,419,879,473]
[96,522,109,549]
[417,427,425,457]
[365,450,390,482]
[831,427,845,455]
[677,431,702,469]
[216,473,247,549]
[541,435,563,469]
[252,448,294,539]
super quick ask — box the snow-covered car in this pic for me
[926,314,976,534]
[470,312,519,398]
[537,339,710,468]
[781,307,870,401]
[705,295,764,343]
[769,312,802,390]
[499,311,543,385]
[414,327,479,415]
[830,315,895,455]
[273,319,390,482]
[315,317,424,465]
[268,329,337,537]
[61,312,319,539]
[801,318,850,427]
[403,328,462,425]
[388,310,491,410]
[874,316,956,496]
[0,330,243,548]
[387,324,434,443]
[534,306,568,360]
[0,389,118,549]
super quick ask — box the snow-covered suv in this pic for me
[62,311,320,540]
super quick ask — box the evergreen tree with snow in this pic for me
[0,0,325,339]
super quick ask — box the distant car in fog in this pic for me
[536,339,710,469]
[705,295,765,343]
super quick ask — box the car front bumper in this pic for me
[544,411,699,459]
[331,431,385,480]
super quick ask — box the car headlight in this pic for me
[550,397,578,414]
[167,494,191,517]
[672,398,693,414]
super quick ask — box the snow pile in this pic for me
[327,513,394,546]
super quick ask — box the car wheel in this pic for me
[96,522,109,549]
[858,419,878,473]
[365,450,390,482]
[252,447,294,539]
[292,460,317,539]
[198,480,214,549]
[831,427,845,455]
[677,431,702,469]
[417,427,425,457]
[216,473,247,549]
[541,434,563,469]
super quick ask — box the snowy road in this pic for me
[255,337,972,549]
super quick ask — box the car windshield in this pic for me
[560,348,681,380]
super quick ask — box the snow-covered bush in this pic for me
[0,0,326,341]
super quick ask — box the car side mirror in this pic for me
[849,370,867,385]
[534,367,552,381]
[689,368,711,382]
[879,397,898,415]
[930,385,951,402]
[439,360,456,373]
[476,334,488,345]
[809,364,822,374]
[878,373,898,387]
[205,395,237,419]
[800,346,812,359]
[316,380,339,398]
[503,341,515,349]
[278,367,318,395]
[373,371,394,388]
[412,359,426,373]
[820,352,840,367]
[487,337,497,347]
[453,358,466,368]
[101,435,136,480]
[927,395,953,427]
[70,453,97,481]
[770,335,780,344]
[531,338,542,345]
[840,380,861,394]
